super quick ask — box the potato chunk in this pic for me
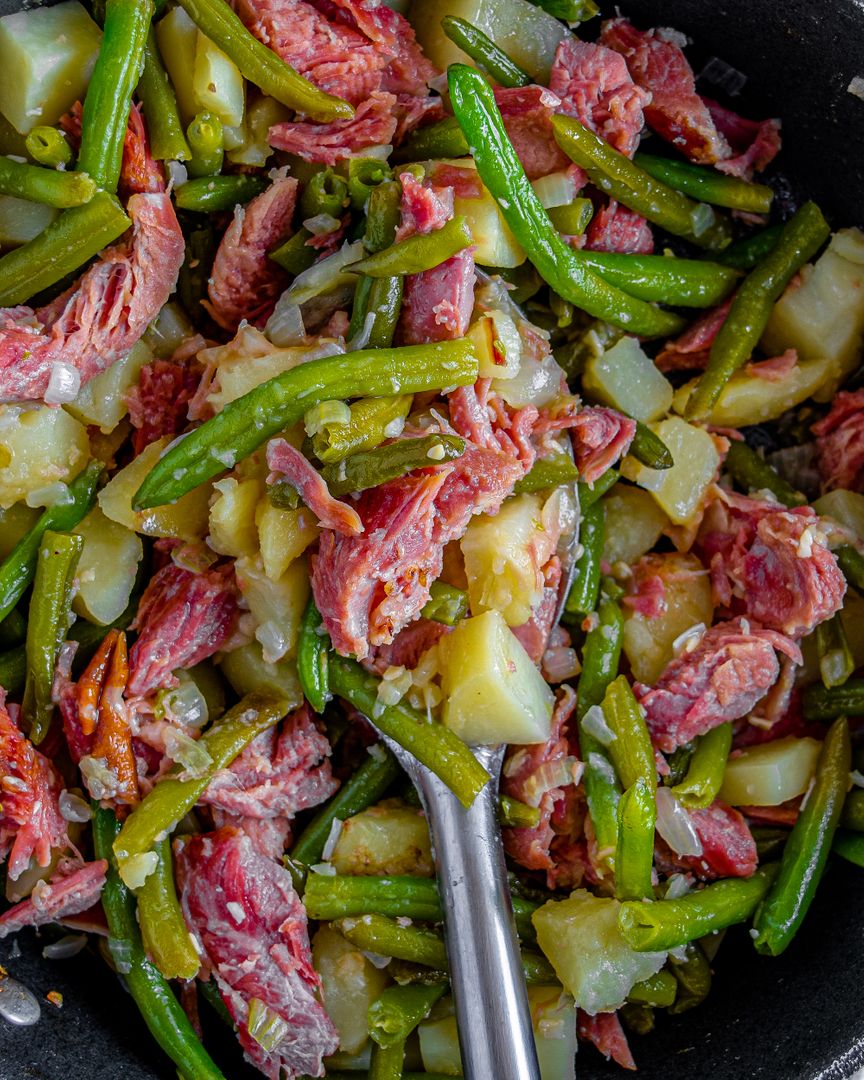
[193,30,244,128]
[312,926,390,1055]
[0,404,89,509]
[256,501,319,582]
[65,340,153,433]
[719,736,822,807]
[219,641,302,705]
[812,489,864,541]
[235,554,309,663]
[621,417,720,525]
[331,803,433,877]
[73,508,142,626]
[0,196,58,248]
[208,477,263,560]
[466,308,522,380]
[583,336,673,423]
[602,485,669,566]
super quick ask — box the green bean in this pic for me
[420,580,470,628]
[802,679,864,721]
[177,224,217,320]
[514,451,580,495]
[753,716,851,955]
[498,795,542,830]
[603,675,656,792]
[442,16,530,88]
[578,469,619,509]
[0,157,96,210]
[448,65,684,339]
[114,694,288,878]
[527,0,598,21]
[664,744,694,788]
[816,613,855,689]
[630,421,674,470]
[92,808,226,1079]
[837,545,864,594]
[0,192,130,306]
[337,914,449,970]
[305,873,442,922]
[0,645,25,696]
[136,836,199,981]
[364,180,402,254]
[297,597,330,714]
[547,197,594,237]
[290,746,400,868]
[618,864,780,951]
[626,968,677,1007]
[667,942,711,1014]
[199,978,233,1028]
[619,1003,655,1034]
[25,126,73,169]
[724,439,807,507]
[176,0,353,121]
[354,216,473,277]
[174,174,268,213]
[269,227,317,275]
[299,167,349,220]
[369,1038,405,1080]
[369,984,447,1049]
[833,829,864,868]
[77,0,152,190]
[685,202,830,420]
[312,396,414,464]
[185,112,224,178]
[391,117,469,165]
[715,224,783,270]
[672,723,732,810]
[138,32,191,162]
[616,778,657,901]
[575,250,740,308]
[362,273,404,346]
[348,158,393,211]
[552,115,732,251]
[321,434,465,496]
[752,827,789,862]
[134,343,478,509]
[21,531,82,744]
[0,609,25,649]
[634,153,774,214]
[564,499,604,620]
[841,789,864,832]
[329,655,490,809]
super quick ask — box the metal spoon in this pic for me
[0,969,41,1027]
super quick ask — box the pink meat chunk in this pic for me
[126,358,198,454]
[705,98,782,179]
[0,193,184,402]
[585,200,654,253]
[655,296,733,372]
[268,91,398,165]
[365,618,450,675]
[177,827,338,1078]
[267,438,363,535]
[812,388,864,493]
[578,1010,636,1069]
[569,406,636,484]
[0,859,107,939]
[655,799,757,880]
[493,85,572,180]
[395,172,453,240]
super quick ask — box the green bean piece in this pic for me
[391,117,470,165]
[349,274,374,340]
[354,216,473,277]
[174,174,268,213]
[77,0,153,190]
[269,227,317,275]
[715,223,783,270]
[564,499,604,620]
[634,153,774,214]
[816,613,855,689]
[387,960,448,987]
[616,778,657,902]
[549,292,575,328]
[833,829,864,868]
[626,968,677,1008]
[369,1038,405,1080]
[134,342,478,510]
[552,115,732,251]
[0,192,130,307]
[25,126,74,168]
[365,180,402,254]
[578,469,619,509]
[841,789,864,832]
[369,984,447,1049]
[177,224,217,319]
[305,873,442,922]
[441,16,530,88]
[138,32,191,162]
[185,112,224,178]
[672,723,732,810]
[300,167,349,220]
[498,795,542,830]
[667,942,711,1014]
[92,808,227,1080]
[580,250,739,307]
[752,827,789,863]
[137,836,200,981]
[837,545,864,594]
[685,202,830,420]
[420,580,470,628]
[21,532,83,744]
[297,597,330,714]
[312,396,413,464]
[619,1003,655,1035]
[348,158,392,211]
[802,679,864,722]
[724,440,807,507]
[527,0,598,21]
[175,0,352,120]
[199,978,234,1029]
[547,197,594,237]
[329,655,490,809]
[267,479,301,510]
[630,421,674,470]
[603,675,656,792]
[338,914,449,969]
[753,717,851,956]
[321,434,466,497]
[514,452,580,495]
[0,645,25,696]
[114,694,288,877]
[448,65,685,339]
[0,608,25,649]
[618,864,780,951]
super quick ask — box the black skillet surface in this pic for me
[3,0,864,1077]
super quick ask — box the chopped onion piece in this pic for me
[118,851,159,891]
[163,728,213,780]
[664,873,692,900]
[304,399,351,437]
[321,817,344,862]
[44,362,81,404]
[43,935,88,961]
[59,789,92,823]
[286,240,363,307]
[247,997,290,1052]
[655,787,703,857]
[582,704,617,747]
[25,481,73,509]
[265,293,306,347]
[158,676,209,729]
[303,213,341,236]
[362,950,392,969]
[522,757,583,808]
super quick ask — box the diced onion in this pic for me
[493,350,564,408]
[362,950,392,969]
[44,362,81,405]
[532,170,580,209]
[25,481,73,509]
[247,998,290,1052]
[166,160,188,189]
[42,935,88,960]
[655,787,703,857]
[321,817,344,862]
[286,240,363,307]
[664,873,692,899]
[522,757,583,808]
[159,677,209,729]
[346,310,376,352]
[303,213,341,236]
[59,789,92,823]
[79,755,121,801]
[265,294,306,347]
[304,399,351,437]
[255,619,290,664]
[582,704,616,747]
[163,728,213,780]
[118,851,159,891]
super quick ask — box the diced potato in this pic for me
[672,354,843,428]
[312,925,390,1055]
[812,489,864,541]
[799,588,864,683]
[144,303,196,360]
[409,0,568,82]
[155,7,199,125]
[73,508,142,626]
[602,485,669,566]
[98,437,211,542]
[440,609,554,745]
[532,170,582,209]
[529,985,577,1080]
[201,326,311,412]
[193,30,244,128]
[719,736,822,807]
[455,186,525,269]
[208,477,263,559]
[622,552,714,685]
[583,336,673,423]
[235,554,309,662]
[621,417,720,525]
[0,1,101,133]
[65,340,153,433]
[762,228,864,398]
[418,1015,462,1076]
[256,502,319,581]
[219,640,303,705]
[0,503,38,558]
[330,803,434,877]
[532,889,666,1014]
[228,94,290,166]
[466,308,522,380]
[0,404,89,509]
[461,492,554,626]
[0,195,58,248]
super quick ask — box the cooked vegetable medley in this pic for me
[0,0,863,1076]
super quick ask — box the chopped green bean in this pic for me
[369,984,447,1048]
[576,250,740,308]
[420,581,470,628]
[138,32,191,162]
[348,158,393,211]
[442,16,530,88]
[667,942,711,1014]
[300,167,349,220]
[174,174,268,213]
[715,224,783,270]
[833,829,864,868]
[25,126,73,169]
[185,112,224,178]
[841,789,864,832]
[137,836,200,981]
[0,157,97,209]
[627,968,677,1007]
[321,435,465,496]
[635,153,774,214]
[391,117,469,165]
[514,452,580,495]
[527,0,598,21]
[603,674,656,791]
[269,227,317,275]
[369,1038,405,1080]
[802,679,864,721]
[336,914,449,970]
[312,396,413,464]
[359,273,403,349]
[724,440,807,507]
[616,778,657,901]
[837,545,864,594]
[630,421,674,470]
[498,794,542,830]
[304,873,442,922]
[297,597,330,714]
[354,215,473,277]
[672,723,732,810]
[364,180,402,253]
[177,224,217,319]
[564,499,604,620]
[548,197,594,236]
[579,469,619,509]
[816,613,855,689]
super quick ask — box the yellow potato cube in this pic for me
[331,803,433,877]
[65,340,153,433]
[583,336,673,423]
[0,404,89,509]
[719,736,822,807]
[312,925,390,1055]
[235,554,309,662]
[193,29,244,128]
[256,502,319,581]
[73,508,142,626]
[602,484,669,566]
[622,417,720,525]
[208,477,263,559]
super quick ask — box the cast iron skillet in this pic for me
[2,0,864,1077]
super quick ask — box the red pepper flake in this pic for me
[46,990,63,1008]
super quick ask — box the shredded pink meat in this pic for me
[395,172,452,241]
[812,388,864,493]
[0,705,68,881]
[512,556,562,666]
[636,617,802,753]
[585,200,654,253]
[655,800,757,880]
[121,103,165,198]
[578,1010,636,1070]
[126,358,198,454]
[210,813,293,860]
[268,91,398,164]
[493,85,571,180]
[706,98,782,179]
[655,296,733,372]
[744,348,798,382]
[0,859,107,939]
[267,438,363,535]
[569,406,636,484]
[201,705,338,820]
[177,827,338,1079]
[128,563,241,697]
[623,560,667,617]
[205,174,298,331]
[365,618,450,675]
[0,193,183,402]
